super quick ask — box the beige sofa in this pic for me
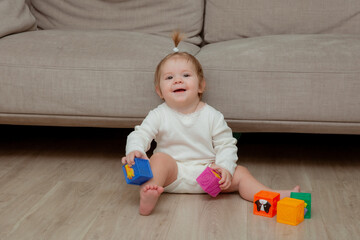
[1,0,360,134]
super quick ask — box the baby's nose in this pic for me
[174,77,183,83]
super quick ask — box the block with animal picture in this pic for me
[253,190,280,218]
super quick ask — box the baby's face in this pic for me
[156,56,205,112]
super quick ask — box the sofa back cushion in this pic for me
[30,0,204,45]
[0,0,36,38]
[205,0,360,43]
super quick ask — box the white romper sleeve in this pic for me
[125,108,161,156]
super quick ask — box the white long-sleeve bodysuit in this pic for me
[126,103,238,193]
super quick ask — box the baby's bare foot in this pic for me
[292,185,301,193]
[139,185,164,216]
[277,185,301,199]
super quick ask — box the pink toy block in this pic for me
[196,167,222,197]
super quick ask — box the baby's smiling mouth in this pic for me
[173,89,186,93]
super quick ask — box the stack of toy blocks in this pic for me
[196,167,222,197]
[122,158,153,185]
[253,190,280,218]
[290,192,312,219]
[277,197,305,226]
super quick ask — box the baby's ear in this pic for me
[199,78,206,93]
[156,86,164,99]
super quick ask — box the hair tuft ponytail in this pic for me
[172,30,184,48]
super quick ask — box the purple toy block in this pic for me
[196,167,222,197]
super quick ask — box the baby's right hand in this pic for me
[121,151,148,167]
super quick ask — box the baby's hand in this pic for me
[210,164,232,191]
[121,151,148,167]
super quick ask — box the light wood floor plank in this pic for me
[0,126,359,240]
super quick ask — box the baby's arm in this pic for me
[212,113,238,176]
[124,109,160,165]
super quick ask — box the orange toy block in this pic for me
[253,190,280,218]
[277,197,305,226]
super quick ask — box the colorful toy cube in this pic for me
[122,158,153,185]
[253,190,280,218]
[196,167,222,197]
[277,197,305,226]
[291,192,312,219]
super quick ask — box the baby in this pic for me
[122,31,300,215]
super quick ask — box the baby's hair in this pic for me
[154,31,205,98]
[172,30,184,49]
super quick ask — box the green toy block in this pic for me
[291,192,311,219]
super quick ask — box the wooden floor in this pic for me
[0,125,359,240]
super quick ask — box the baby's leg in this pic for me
[224,165,300,201]
[139,152,177,215]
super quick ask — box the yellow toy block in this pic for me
[277,197,305,226]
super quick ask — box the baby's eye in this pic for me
[183,73,190,77]
[165,76,173,80]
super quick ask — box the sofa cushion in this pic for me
[204,0,360,43]
[0,30,200,122]
[197,34,360,124]
[0,0,36,38]
[30,0,204,45]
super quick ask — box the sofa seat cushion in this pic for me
[0,30,200,125]
[197,34,360,124]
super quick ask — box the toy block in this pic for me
[291,192,312,219]
[253,190,280,218]
[277,197,305,226]
[196,167,222,197]
[122,158,153,185]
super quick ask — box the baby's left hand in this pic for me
[210,164,232,191]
